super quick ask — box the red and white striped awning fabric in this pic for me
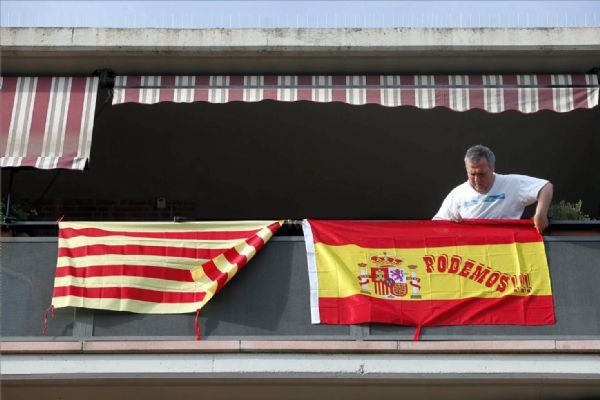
[1,76,99,170]
[113,74,599,113]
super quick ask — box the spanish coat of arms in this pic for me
[357,254,421,299]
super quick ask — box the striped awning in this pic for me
[1,76,99,170]
[112,74,599,113]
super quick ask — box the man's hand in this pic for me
[450,211,463,223]
[533,182,553,234]
[533,213,549,233]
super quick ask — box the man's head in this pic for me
[464,145,495,194]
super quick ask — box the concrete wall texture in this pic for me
[2,27,600,74]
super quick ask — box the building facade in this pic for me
[2,27,600,399]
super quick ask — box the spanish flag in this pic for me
[303,219,555,337]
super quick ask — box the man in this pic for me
[433,145,553,232]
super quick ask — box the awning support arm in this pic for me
[4,169,15,222]
[36,170,62,206]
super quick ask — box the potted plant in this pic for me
[1,201,33,237]
[547,200,598,236]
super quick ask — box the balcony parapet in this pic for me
[3,233,600,341]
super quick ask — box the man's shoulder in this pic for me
[498,173,547,183]
[448,181,472,196]
[500,173,532,179]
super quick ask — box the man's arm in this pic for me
[433,190,462,222]
[533,182,553,233]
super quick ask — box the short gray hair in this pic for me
[464,145,495,168]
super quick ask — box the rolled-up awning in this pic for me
[112,74,599,113]
[1,76,99,170]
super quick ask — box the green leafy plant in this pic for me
[1,201,32,222]
[548,200,590,221]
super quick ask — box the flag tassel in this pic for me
[194,309,201,341]
[42,305,55,336]
[413,324,422,341]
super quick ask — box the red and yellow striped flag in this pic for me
[303,219,555,332]
[52,221,282,313]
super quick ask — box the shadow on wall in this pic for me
[2,99,599,220]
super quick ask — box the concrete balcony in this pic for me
[2,233,600,399]
[2,233,600,341]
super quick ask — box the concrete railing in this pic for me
[2,235,600,341]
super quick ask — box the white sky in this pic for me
[1,1,599,28]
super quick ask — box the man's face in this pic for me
[465,158,495,194]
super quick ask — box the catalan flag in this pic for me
[52,221,282,314]
[303,219,555,336]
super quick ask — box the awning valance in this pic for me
[112,74,599,113]
[1,76,99,170]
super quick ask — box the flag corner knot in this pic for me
[194,309,201,341]
[42,304,55,336]
[413,324,422,341]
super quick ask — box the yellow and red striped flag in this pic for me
[303,219,555,336]
[52,221,282,314]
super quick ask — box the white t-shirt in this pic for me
[433,173,548,220]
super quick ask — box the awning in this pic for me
[1,76,99,170]
[112,74,599,113]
